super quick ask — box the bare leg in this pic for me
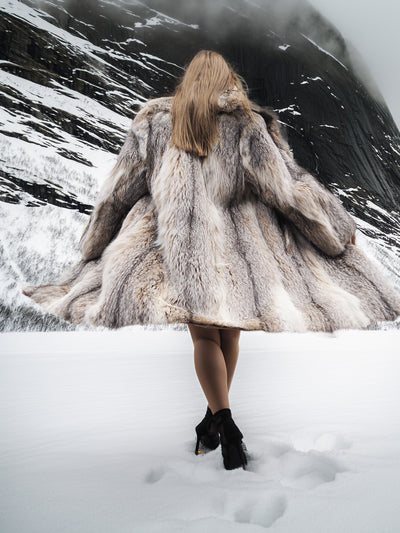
[188,324,229,414]
[220,328,241,392]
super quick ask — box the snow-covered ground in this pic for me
[1,328,400,532]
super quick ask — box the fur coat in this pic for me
[22,88,400,332]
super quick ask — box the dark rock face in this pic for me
[1,0,399,203]
[0,0,399,330]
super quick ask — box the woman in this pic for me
[22,50,400,471]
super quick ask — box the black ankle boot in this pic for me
[194,406,220,455]
[212,408,248,470]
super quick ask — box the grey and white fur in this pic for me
[22,88,400,331]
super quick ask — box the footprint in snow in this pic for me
[145,433,350,492]
[278,449,348,489]
[144,466,166,484]
[233,436,350,489]
[217,491,288,528]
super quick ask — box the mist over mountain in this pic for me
[1,0,399,331]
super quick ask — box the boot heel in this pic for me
[195,435,201,455]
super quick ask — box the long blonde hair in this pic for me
[169,50,256,157]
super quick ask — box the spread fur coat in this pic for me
[22,88,400,332]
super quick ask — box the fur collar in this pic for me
[136,88,242,115]
[137,86,267,115]
[136,88,291,156]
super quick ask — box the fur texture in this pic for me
[22,89,400,331]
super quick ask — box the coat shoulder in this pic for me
[134,97,173,122]
[249,104,292,158]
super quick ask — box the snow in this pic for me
[0,0,185,81]
[132,11,199,31]
[298,75,324,84]
[366,199,392,217]
[124,37,147,46]
[389,143,400,157]
[371,146,383,161]
[135,16,166,28]
[139,52,183,78]
[0,0,121,68]
[1,327,400,532]
[140,52,184,72]
[278,44,291,51]
[300,34,349,71]
[0,70,134,170]
[351,215,400,258]
[0,69,133,129]
[0,0,163,93]
[275,104,301,116]
[0,129,110,202]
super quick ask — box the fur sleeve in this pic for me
[78,111,150,261]
[240,113,357,257]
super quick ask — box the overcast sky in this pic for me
[308,0,400,130]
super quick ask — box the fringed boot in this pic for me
[194,406,220,455]
[212,408,248,470]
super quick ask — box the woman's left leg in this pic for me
[188,323,229,414]
[220,328,241,392]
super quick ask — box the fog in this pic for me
[308,0,400,129]
[32,0,400,129]
[136,0,400,130]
